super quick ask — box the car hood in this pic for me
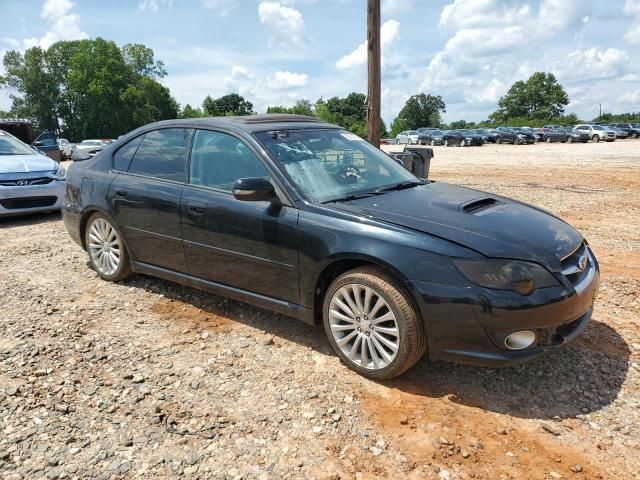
[0,154,57,174]
[331,182,582,271]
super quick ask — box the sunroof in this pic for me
[229,114,321,124]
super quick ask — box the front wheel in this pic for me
[323,268,427,379]
[496,136,502,144]
[593,135,600,143]
[567,136,573,143]
[444,139,449,147]
[85,213,132,282]
[430,139,436,146]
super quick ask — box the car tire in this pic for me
[593,135,600,143]
[430,140,436,146]
[496,136,502,144]
[460,139,466,147]
[444,139,449,147]
[322,267,427,380]
[567,136,573,143]
[545,136,551,143]
[632,133,638,139]
[85,212,132,282]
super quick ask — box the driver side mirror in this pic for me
[233,177,276,202]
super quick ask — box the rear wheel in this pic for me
[496,136,502,144]
[545,136,551,143]
[593,134,600,143]
[430,139,436,146]
[567,136,573,143]
[85,213,132,282]
[444,139,449,147]
[323,267,427,379]
[460,139,466,147]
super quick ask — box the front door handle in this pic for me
[115,189,127,197]
[187,202,206,215]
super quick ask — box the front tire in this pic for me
[444,139,449,147]
[430,139,436,146]
[593,135,600,143]
[323,267,427,379]
[496,136,502,144]
[85,213,132,282]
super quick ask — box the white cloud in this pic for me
[557,48,630,81]
[618,89,640,104]
[23,0,87,50]
[201,0,236,15]
[138,0,173,12]
[267,71,308,89]
[336,19,400,69]
[258,2,307,49]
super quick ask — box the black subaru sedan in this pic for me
[62,115,599,379]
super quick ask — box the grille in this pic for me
[0,196,57,209]
[561,243,595,293]
[0,177,53,187]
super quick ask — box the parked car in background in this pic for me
[540,128,568,143]
[563,128,590,143]
[574,124,616,142]
[73,139,108,159]
[473,129,499,143]
[514,128,536,144]
[543,124,564,131]
[32,131,61,162]
[395,131,420,145]
[604,125,629,139]
[58,138,75,161]
[443,129,484,147]
[612,123,640,138]
[418,129,445,146]
[62,114,599,379]
[495,127,523,144]
[0,129,66,216]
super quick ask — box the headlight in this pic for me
[465,137,472,141]
[453,259,559,295]
[53,164,67,180]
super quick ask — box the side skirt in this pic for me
[131,261,315,325]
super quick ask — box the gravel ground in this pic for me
[1,140,639,479]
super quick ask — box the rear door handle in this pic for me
[115,189,127,197]
[187,202,206,215]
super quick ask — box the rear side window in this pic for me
[128,128,190,182]
[113,135,144,171]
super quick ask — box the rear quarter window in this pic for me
[113,135,144,171]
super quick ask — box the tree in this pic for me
[266,99,314,116]
[389,117,410,137]
[202,93,253,116]
[448,119,476,129]
[490,72,569,122]
[394,93,446,130]
[1,38,178,139]
[180,104,204,118]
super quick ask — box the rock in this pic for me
[118,461,132,474]
[6,386,19,396]
[132,374,145,384]
[399,415,409,425]
[312,426,323,434]
[570,464,583,473]
[261,336,274,346]
[541,422,562,436]
[549,472,562,479]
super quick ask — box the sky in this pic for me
[1,0,639,124]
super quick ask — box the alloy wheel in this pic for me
[88,218,121,276]
[328,284,400,370]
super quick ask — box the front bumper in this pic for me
[409,265,600,367]
[0,180,65,217]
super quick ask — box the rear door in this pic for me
[181,129,300,303]
[108,128,191,272]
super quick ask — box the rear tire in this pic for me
[430,140,436,146]
[444,139,449,147]
[593,135,600,143]
[496,136,502,144]
[567,136,573,144]
[546,136,551,143]
[85,212,132,282]
[323,267,427,380]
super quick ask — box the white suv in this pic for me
[574,124,616,142]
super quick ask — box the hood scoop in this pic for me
[461,197,504,216]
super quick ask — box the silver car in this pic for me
[395,130,420,145]
[0,130,66,217]
[72,139,108,159]
[574,124,616,142]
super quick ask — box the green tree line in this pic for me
[2,39,638,141]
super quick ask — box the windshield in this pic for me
[407,130,419,135]
[592,125,605,130]
[0,131,36,155]
[80,140,104,146]
[255,129,419,203]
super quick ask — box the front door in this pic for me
[181,129,299,303]
[109,128,191,272]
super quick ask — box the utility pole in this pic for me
[599,103,602,120]
[367,0,381,146]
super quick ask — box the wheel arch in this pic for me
[312,255,419,326]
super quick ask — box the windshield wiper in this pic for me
[323,191,383,203]
[374,180,425,193]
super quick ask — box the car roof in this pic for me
[131,114,336,135]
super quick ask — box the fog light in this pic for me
[504,331,536,350]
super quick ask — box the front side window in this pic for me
[255,129,418,203]
[189,130,269,192]
[0,131,36,155]
[128,128,190,182]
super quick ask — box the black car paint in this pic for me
[442,130,484,147]
[63,116,599,368]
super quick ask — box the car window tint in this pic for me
[128,128,189,182]
[113,135,144,171]
[189,130,269,192]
